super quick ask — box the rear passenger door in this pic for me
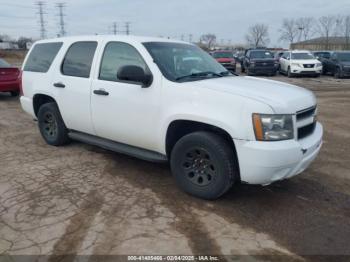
[52,41,98,135]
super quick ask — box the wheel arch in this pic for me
[33,93,57,117]
[165,119,240,181]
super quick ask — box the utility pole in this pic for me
[125,22,131,35]
[36,1,47,39]
[113,22,118,35]
[56,3,66,37]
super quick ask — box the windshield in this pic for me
[0,59,11,68]
[291,53,315,60]
[250,51,273,59]
[143,42,230,82]
[337,53,350,61]
[315,52,331,59]
[212,52,234,59]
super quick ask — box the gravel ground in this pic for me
[0,75,349,261]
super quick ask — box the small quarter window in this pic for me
[23,42,63,73]
[62,41,97,78]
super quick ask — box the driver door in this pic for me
[91,41,161,151]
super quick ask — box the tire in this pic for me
[334,68,342,79]
[170,131,237,200]
[287,67,293,78]
[10,91,19,97]
[241,63,245,73]
[37,102,70,146]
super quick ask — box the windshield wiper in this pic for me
[175,71,223,81]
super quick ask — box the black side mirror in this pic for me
[117,65,153,88]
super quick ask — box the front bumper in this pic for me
[248,66,277,75]
[221,63,236,72]
[234,122,323,185]
[291,66,322,75]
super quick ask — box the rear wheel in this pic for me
[37,102,70,146]
[170,131,237,200]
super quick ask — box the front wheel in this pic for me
[170,132,237,200]
[287,67,293,78]
[37,102,70,146]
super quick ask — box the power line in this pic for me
[35,1,47,39]
[56,3,67,37]
[113,22,118,35]
[125,21,131,35]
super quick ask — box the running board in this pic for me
[68,131,168,163]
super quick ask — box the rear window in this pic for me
[23,42,63,73]
[61,41,97,78]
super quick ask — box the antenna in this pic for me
[36,1,47,39]
[56,2,67,37]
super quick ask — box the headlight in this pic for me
[291,63,300,67]
[253,114,294,141]
[316,63,322,67]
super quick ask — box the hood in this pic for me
[187,76,316,113]
[216,58,235,63]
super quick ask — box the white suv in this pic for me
[20,36,323,199]
[279,50,323,77]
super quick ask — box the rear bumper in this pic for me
[0,80,20,92]
[234,122,323,185]
[20,96,35,118]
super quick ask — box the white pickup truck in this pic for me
[20,36,323,199]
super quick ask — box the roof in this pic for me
[293,37,349,45]
[34,35,189,45]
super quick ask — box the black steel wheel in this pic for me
[182,147,217,187]
[170,131,238,200]
[37,102,70,146]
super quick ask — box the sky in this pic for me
[0,0,349,47]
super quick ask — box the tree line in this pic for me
[246,15,350,49]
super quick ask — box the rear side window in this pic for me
[23,42,63,73]
[62,42,97,78]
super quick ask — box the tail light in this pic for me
[18,70,23,96]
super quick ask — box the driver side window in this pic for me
[99,42,148,82]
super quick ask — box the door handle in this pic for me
[53,82,65,88]
[93,89,109,96]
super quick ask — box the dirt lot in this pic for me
[0,75,349,261]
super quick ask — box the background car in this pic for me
[0,58,21,96]
[242,49,277,76]
[312,51,332,74]
[279,50,322,77]
[274,51,284,70]
[211,50,236,72]
[321,51,350,78]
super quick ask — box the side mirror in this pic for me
[117,65,153,88]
